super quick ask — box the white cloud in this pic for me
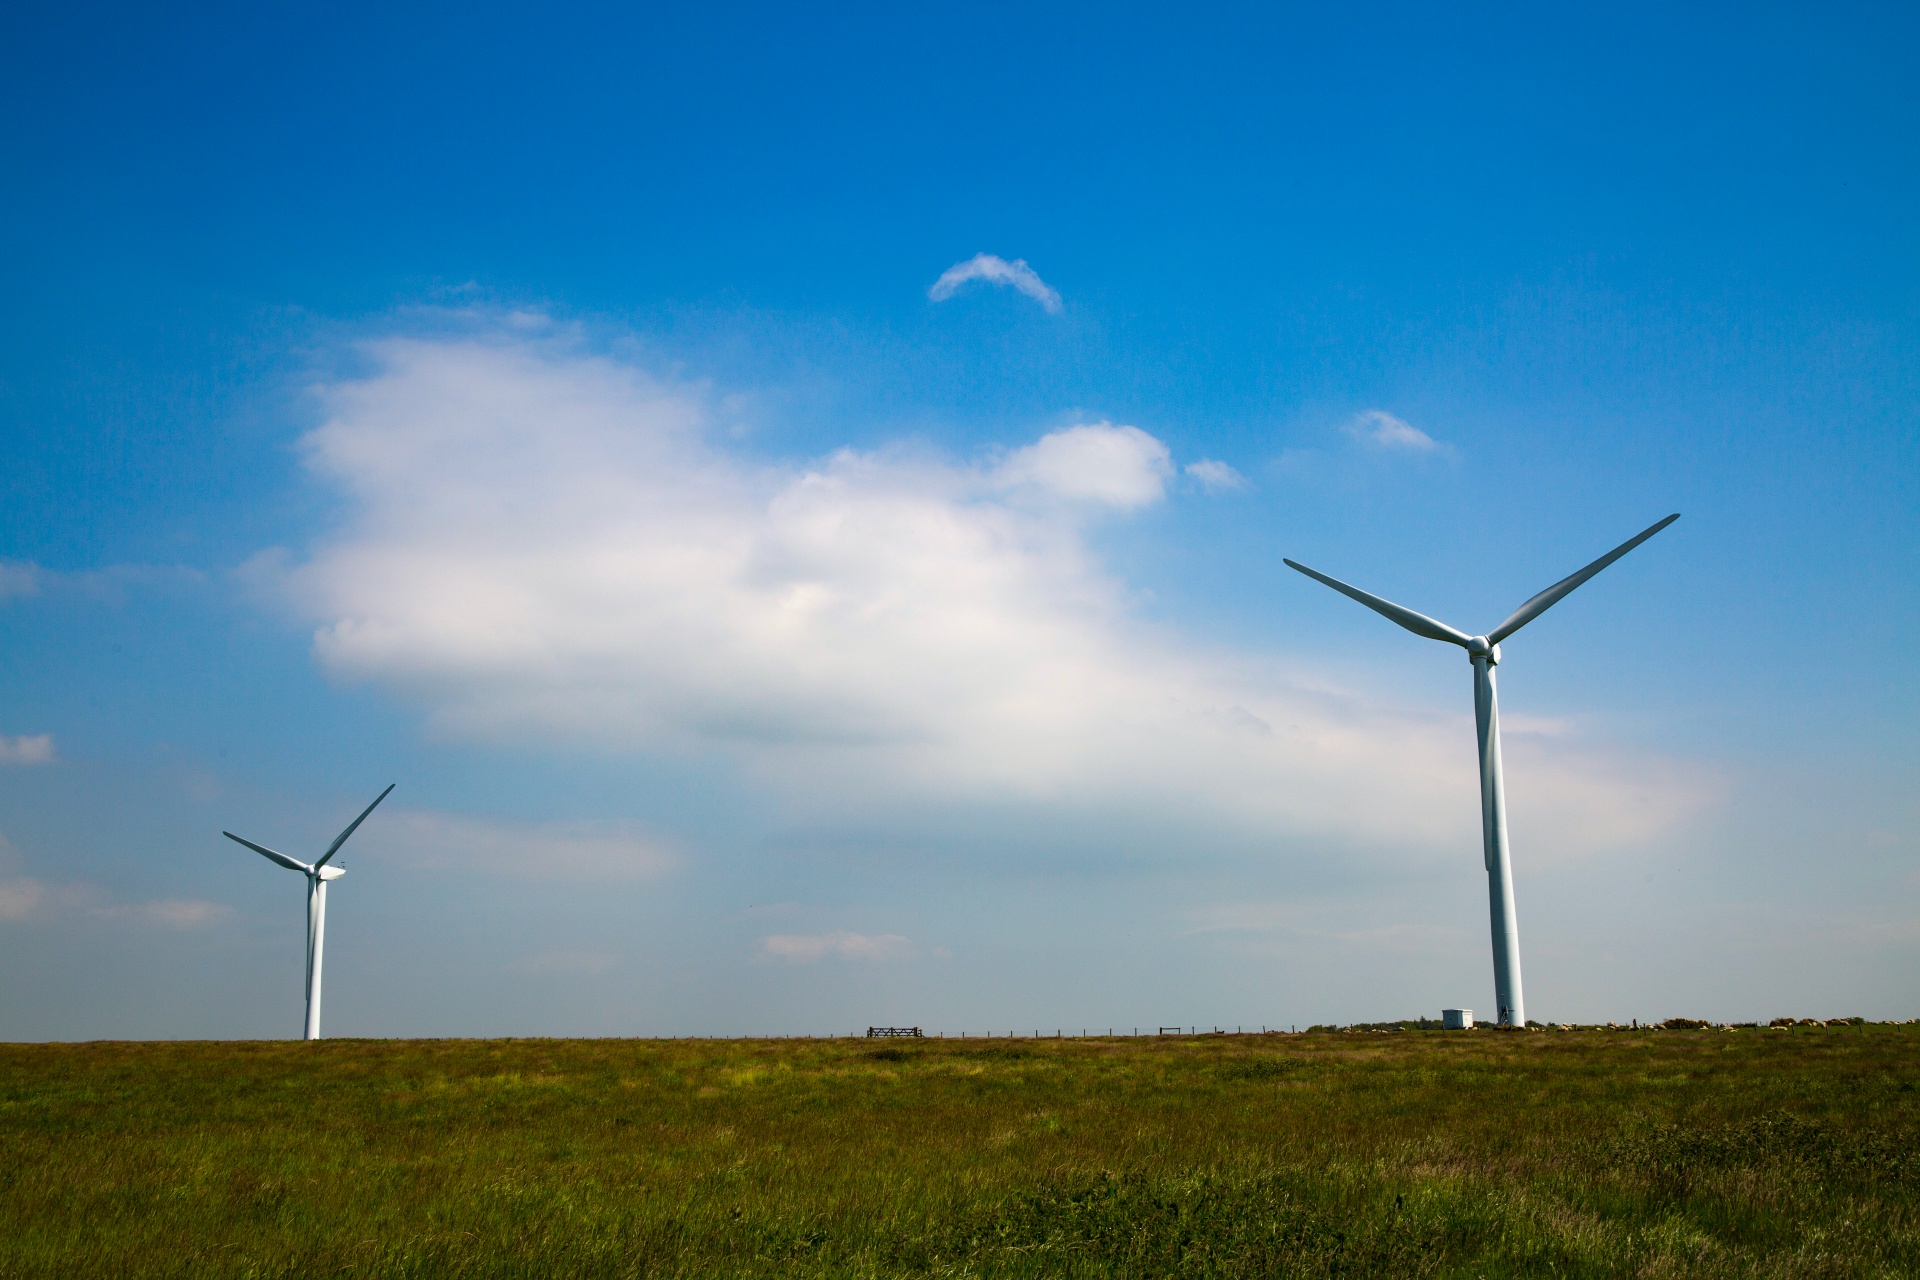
[0,878,45,921]
[0,563,206,610]
[105,899,231,929]
[1188,899,1471,955]
[761,931,910,963]
[254,325,1717,865]
[0,734,54,766]
[1500,713,1576,738]
[1343,410,1443,452]
[511,948,620,976]
[1185,459,1248,492]
[0,561,40,601]
[350,809,676,882]
[927,254,1064,313]
[995,422,1172,509]
[0,875,227,929]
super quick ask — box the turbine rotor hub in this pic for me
[1467,636,1501,665]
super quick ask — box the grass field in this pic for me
[2,1025,1915,1278]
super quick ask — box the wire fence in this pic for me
[637,1026,1306,1039]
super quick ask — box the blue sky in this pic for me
[1,3,1915,1038]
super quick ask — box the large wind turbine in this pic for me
[1284,515,1678,1028]
[224,784,394,1040]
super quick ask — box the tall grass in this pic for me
[2,1026,1914,1277]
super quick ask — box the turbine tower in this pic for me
[1284,515,1677,1028]
[224,784,394,1040]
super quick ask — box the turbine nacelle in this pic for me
[316,865,346,881]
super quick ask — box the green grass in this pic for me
[2,1026,1915,1277]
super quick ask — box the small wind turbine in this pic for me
[224,784,394,1040]
[1284,515,1678,1028]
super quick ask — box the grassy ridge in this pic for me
[1,1027,1915,1277]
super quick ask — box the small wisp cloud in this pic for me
[761,931,910,963]
[0,734,55,766]
[995,422,1171,508]
[0,874,227,928]
[0,561,41,601]
[1344,410,1445,453]
[928,254,1064,313]
[511,949,620,976]
[1185,459,1249,492]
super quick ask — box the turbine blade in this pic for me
[313,783,395,869]
[1486,514,1680,645]
[223,832,312,874]
[1283,559,1473,648]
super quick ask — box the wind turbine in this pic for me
[1284,515,1678,1028]
[224,784,394,1040]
